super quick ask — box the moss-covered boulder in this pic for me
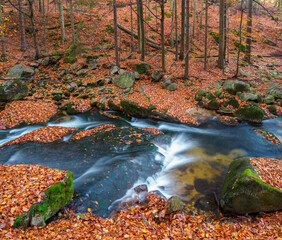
[152,71,163,81]
[6,64,35,79]
[13,171,74,228]
[265,88,282,100]
[207,99,220,110]
[195,88,208,101]
[0,80,28,102]
[264,95,275,104]
[112,72,135,89]
[234,105,265,123]
[242,92,262,102]
[222,80,250,95]
[220,158,282,214]
[108,99,180,123]
[133,63,152,74]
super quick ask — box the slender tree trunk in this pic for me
[161,0,166,71]
[148,0,151,17]
[192,0,197,39]
[43,0,47,52]
[200,0,203,28]
[235,8,244,78]
[204,0,208,70]
[39,0,42,12]
[245,0,252,63]
[137,0,141,52]
[59,0,65,43]
[137,0,145,60]
[218,0,225,69]
[70,0,75,44]
[184,0,190,79]
[175,0,178,60]
[0,0,6,57]
[170,0,175,47]
[19,0,27,51]
[130,0,134,52]
[28,0,40,58]
[113,0,119,67]
[180,0,185,59]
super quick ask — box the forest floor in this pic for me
[0,0,281,238]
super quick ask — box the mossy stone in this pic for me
[207,99,220,110]
[14,171,74,228]
[222,80,250,95]
[195,88,208,101]
[234,105,265,123]
[264,95,275,104]
[267,105,277,115]
[63,57,77,63]
[133,63,152,74]
[220,158,282,214]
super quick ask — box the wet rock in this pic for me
[6,64,35,79]
[112,72,135,89]
[165,196,184,214]
[220,157,282,214]
[222,80,250,95]
[61,100,79,114]
[0,80,28,101]
[134,184,148,194]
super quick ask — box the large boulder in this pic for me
[0,79,28,101]
[112,72,135,89]
[6,64,35,79]
[222,80,250,95]
[265,88,282,100]
[234,105,265,123]
[220,157,282,214]
[13,171,74,228]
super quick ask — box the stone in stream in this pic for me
[220,157,282,214]
[234,105,265,123]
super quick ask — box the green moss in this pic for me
[220,158,282,214]
[195,88,208,101]
[14,171,74,228]
[210,31,219,43]
[133,63,152,74]
[267,105,277,115]
[234,105,265,123]
[63,57,77,63]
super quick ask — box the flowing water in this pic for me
[0,111,281,217]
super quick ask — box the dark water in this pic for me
[0,112,281,217]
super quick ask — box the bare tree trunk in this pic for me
[59,0,65,43]
[180,0,185,59]
[19,0,27,51]
[192,0,197,39]
[39,0,42,12]
[204,0,208,70]
[175,0,178,60]
[0,0,6,57]
[245,0,252,63]
[137,0,145,60]
[148,0,151,17]
[235,7,244,78]
[218,0,225,70]
[170,0,175,48]
[161,0,166,71]
[130,0,134,52]
[184,0,190,79]
[113,0,119,67]
[43,0,47,52]
[70,0,75,44]
[200,0,203,28]
[28,0,40,58]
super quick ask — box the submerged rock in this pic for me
[13,171,74,228]
[220,157,282,214]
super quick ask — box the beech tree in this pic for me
[245,0,253,63]
[0,0,6,57]
[19,0,27,51]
